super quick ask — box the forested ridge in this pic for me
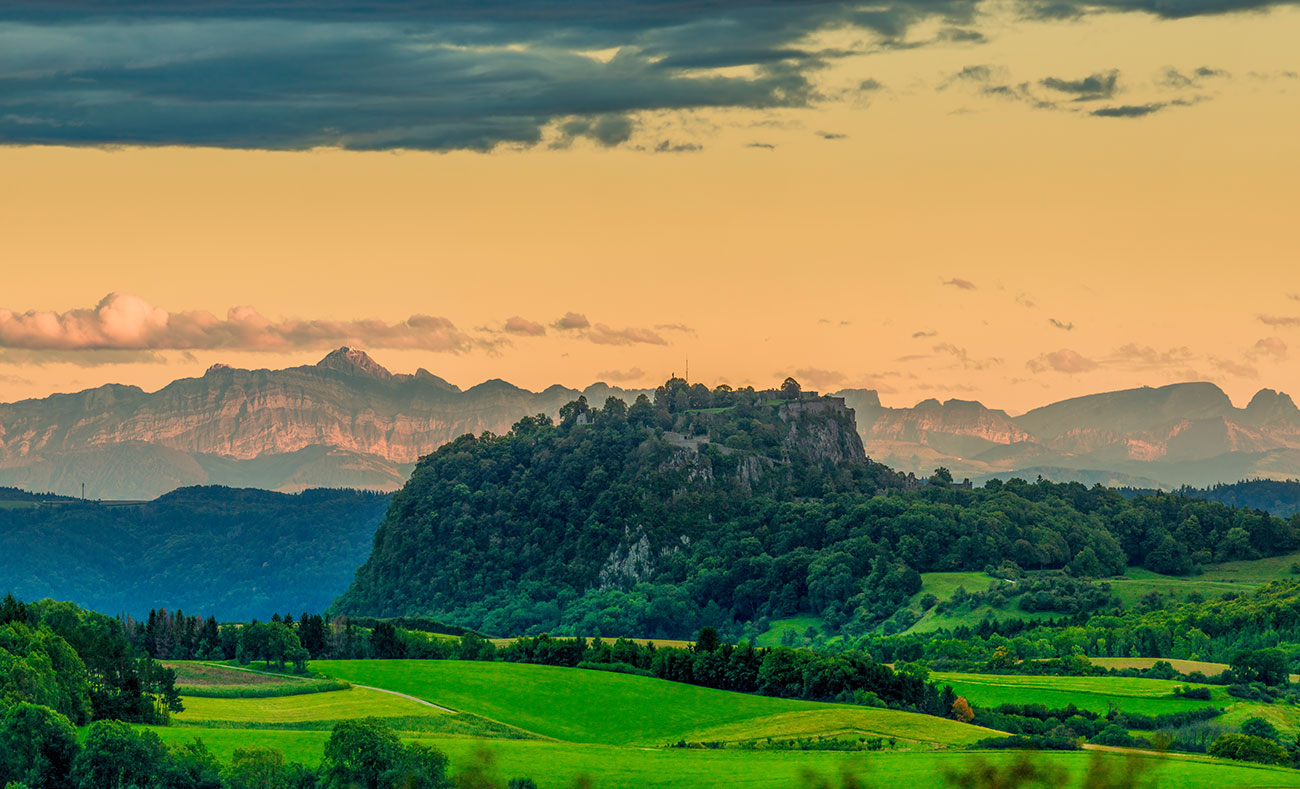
[336,380,1300,639]
[0,486,391,619]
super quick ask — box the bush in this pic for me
[975,734,1080,750]
[1091,725,1136,747]
[1240,717,1280,742]
[1172,685,1212,701]
[1207,733,1289,765]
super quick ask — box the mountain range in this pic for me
[841,383,1300,488]
[2,347,1298,498]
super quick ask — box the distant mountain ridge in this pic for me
[0,348,650,499]
[3,351,1299,497]
[844,382,1300,488]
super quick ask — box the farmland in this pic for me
[135,659,1300,787]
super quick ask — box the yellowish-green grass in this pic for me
[930,672,1222,716]
[488,637,693,650]
[174,687,434,725]
[1084,656,1300,684]
[312,660,991,747]
[1084,657,1230,676]
[146,727,1300,788]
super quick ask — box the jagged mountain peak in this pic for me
[1244,388,1300,424]
[314,347,392,379]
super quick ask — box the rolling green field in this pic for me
[930,672,1224,716]
[147,726,1300,788]
[135,659,1300,786]
[311,660,994,747]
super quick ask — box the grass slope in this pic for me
[903,573,1060,634]
[755,616,826,647]
[930,672,1222,716]
[311,660,993,747]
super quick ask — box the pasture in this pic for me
[310,660,994,747]
[929,672,1223,716]
[137,659,1300,786]
[147,726,1300,788]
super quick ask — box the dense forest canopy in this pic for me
[0,486,391,619]
[336,382,1300,639]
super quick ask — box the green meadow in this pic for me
[929,672,1224,716]
[129,659,1300,786]
[310,660,994,747]
[147,725,1300,788]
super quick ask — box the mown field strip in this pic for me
[174,687,435,724]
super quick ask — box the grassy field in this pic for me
[900,573,1062,634]
[930,672,1224,716]
[1103,567,1261,608]
[1084,657,1231,675]
[168,662,294,686]
[311,660,994,747]
[1085,656,1300,684]
[167,660,350,697]
[147,726,1300,788]
[755,616,825,647]
[133,659,1300,786]
[488,637,694,650]
[174,687,434,726]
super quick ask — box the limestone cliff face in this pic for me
[0,348,649,498]
[778,398,867,464]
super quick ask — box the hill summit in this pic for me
[332,378,902,633]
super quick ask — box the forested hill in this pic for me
[1120,479,1300,517]
[334,380,1300,640]
[0,486,390,619]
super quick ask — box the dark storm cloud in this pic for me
[0,1,990,151]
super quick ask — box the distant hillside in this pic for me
[0,347,650,499]
[334,380,1300,639]
[841,382,1300,488]
[0,485,390,619]
[1117,479,1300,517]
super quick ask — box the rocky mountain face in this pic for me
[5,351,1299,498]
[0,348,649,499]
[841,382,1300,488]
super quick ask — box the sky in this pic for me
[1,0,1298,414]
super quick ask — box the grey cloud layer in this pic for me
[2,0,1286,150]
[0,1,982,151]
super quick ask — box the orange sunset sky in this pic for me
[1,1,1297,413]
